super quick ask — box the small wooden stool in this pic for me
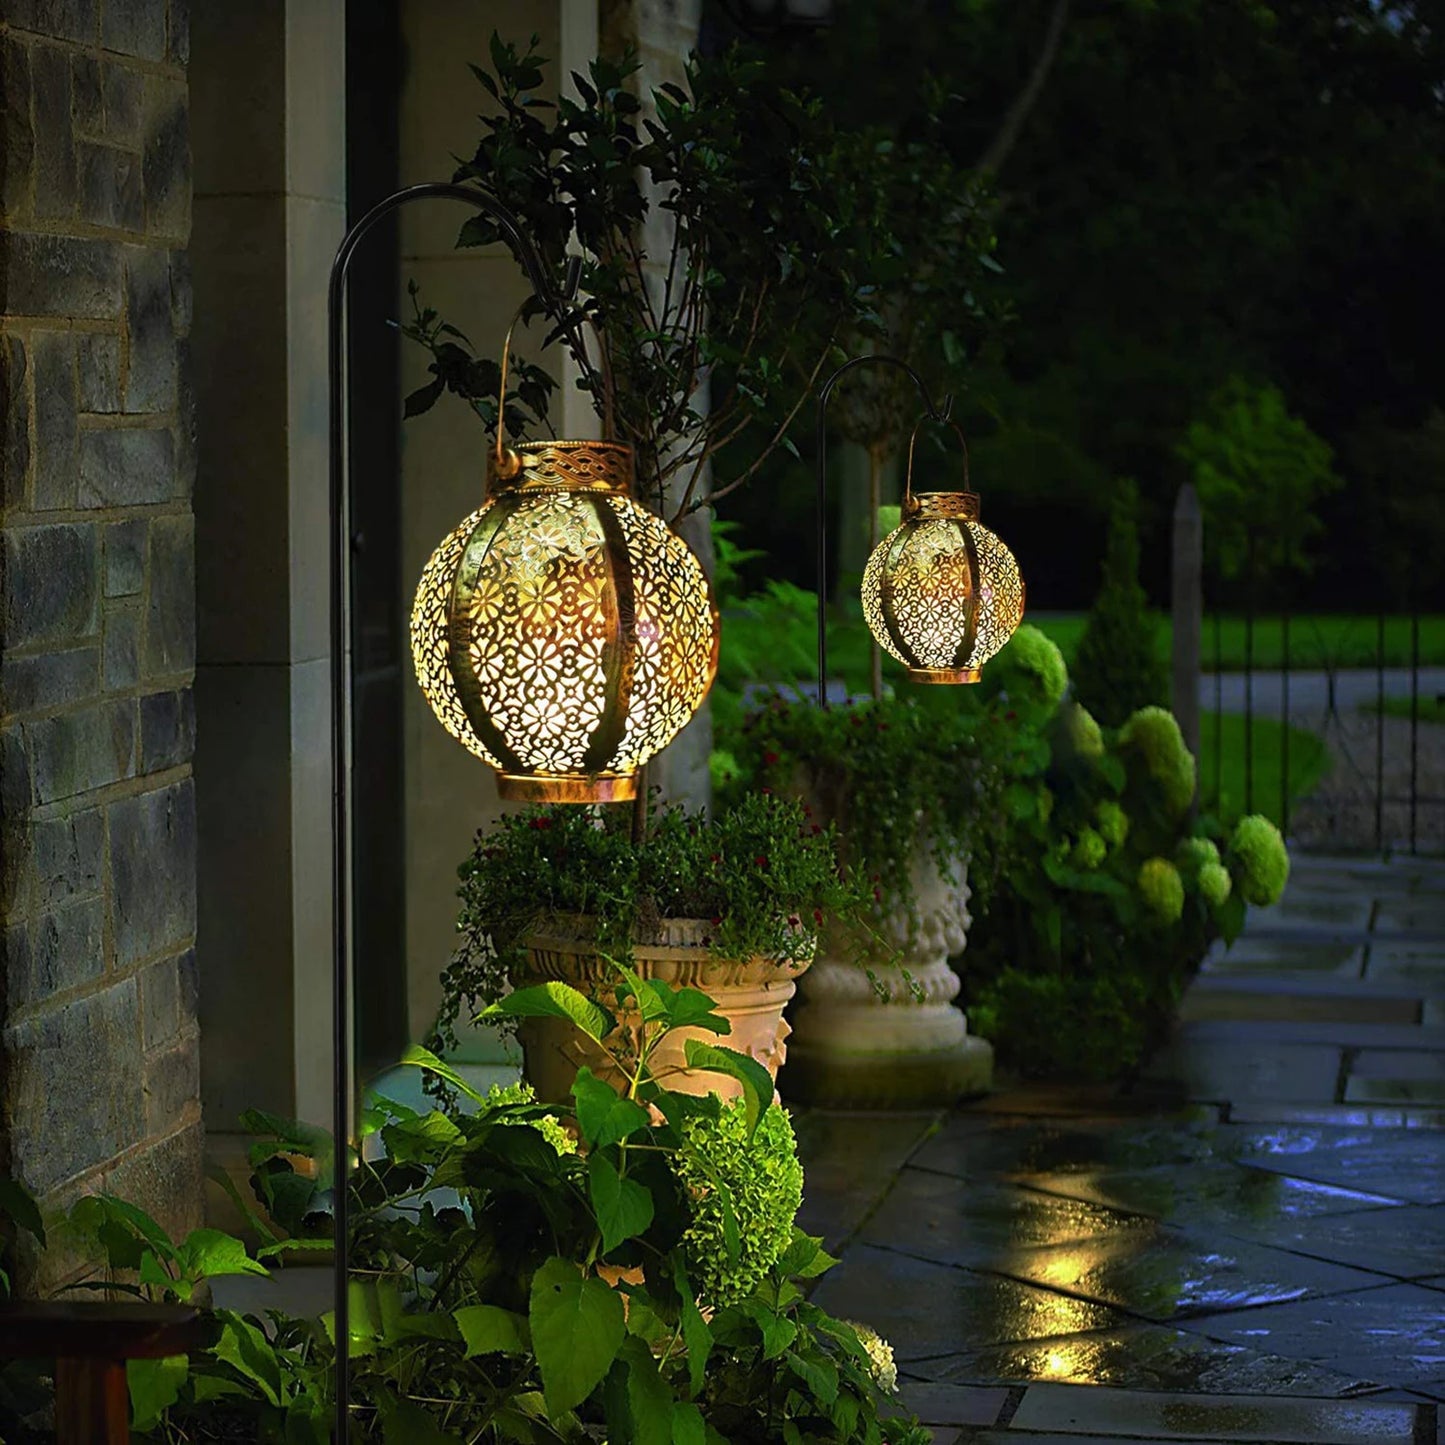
[0,1301,204,1444]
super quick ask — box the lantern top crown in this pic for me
[489,438,634,495]
[908,490,981,521]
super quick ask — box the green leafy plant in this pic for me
[720,689,1013,944]
[3,976,926,1444]
[404,34,893,522]
[434,792,871,1061]
[963,642,1289,1078]
[1071,479,1168,728]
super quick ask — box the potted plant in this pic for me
[432,792,871,1104]
[722,687,1016,1107]
[4,984,930,1444]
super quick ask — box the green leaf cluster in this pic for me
[2,972,924,1444]
[434,791,871,1061]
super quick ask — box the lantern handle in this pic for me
[902,414,972,517]
[495,301,615,480]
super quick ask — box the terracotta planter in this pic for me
[517,916,811,1103]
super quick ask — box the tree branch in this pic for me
[975,0,1071,178]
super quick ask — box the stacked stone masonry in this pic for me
[0,0,198,1281]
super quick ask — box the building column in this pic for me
[0,0,199,1284]
[188,1,344,1147]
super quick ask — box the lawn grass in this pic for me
[1029,612,1445,672]
[1198,710,1331,829]
[1358,694,1445,725]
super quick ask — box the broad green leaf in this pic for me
[179,1228,269,1284]
[573,1067,650,1150]
[256,1237,333,1261]
[621,1335,674,1445]
[214,1311,284,1406]
[681,1041,773,1135]
[382,1110,464,1162]
[777,1228,836,1280]
[455,1303,528,1356]
[139,1250,175,1296]
[650,980,730,1036]
[745,1303,797,1361]
[205,1164,280,1244]
[529,1256,625,1417]
[588,1152,654,1253]
[672,1401,707,1445]
[786,1348,838,1405]
[396,1044,486,1105]
[127,1354,187,1430]
[671,1256,712,1397]
[484,982,614,1043]
[0,1177,45,1246]
[616,964,668,1023]
[379,1398,464,1445]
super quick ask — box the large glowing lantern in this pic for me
[860,423,1024,683]
[411,439,719,802]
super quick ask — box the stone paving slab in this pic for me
[1375,900,1445,935]
[1224,1100,1445,1127]
[914,1323,1380,1396]
[809,1244,1123,1363]
[1200,939,1366,977]
[1004,1383,1418,1443]
[1169,1017,1445,1050]
[895,1381,1008,1427]
[1219,1202,1445,1280]
[1181,971,1424,1022]
[1227,1123,1445,1203]
[1138,1040,1344,1104]
[1018,1160,1405,1230]
[1175,1282,1445,1386]
[1344,1048,1445,1106]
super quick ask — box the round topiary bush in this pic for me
[1117,705,1197,817]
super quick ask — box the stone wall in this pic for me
[0,0,199,1271]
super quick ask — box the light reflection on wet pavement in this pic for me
[791,854,1445,1440]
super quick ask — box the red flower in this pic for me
[711,915,723,927]
[873,887,883,902]
[760,786,772,795]
[710,853,722,864]
[787,914,800,927]
[811,823,822,835]
[813,908,824,925]
[755,855,769,869]
[763,750,780,766]
[1005,710,1018,722]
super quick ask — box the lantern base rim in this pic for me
[906,666,981,685]
[496,770,638,804]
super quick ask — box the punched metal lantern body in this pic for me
[412,439,719,803]
[860,422,1024,683]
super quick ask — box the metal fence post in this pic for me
[1171,484,1203,771]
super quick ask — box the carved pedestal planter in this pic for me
[780,858,993,1107]
[516,916,810,1104]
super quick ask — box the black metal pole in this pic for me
[1280,611,1290,837]
[327,181,576,1442]
[1376,610,1386,851]
[814,355,951,705]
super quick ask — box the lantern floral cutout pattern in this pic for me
[411,441,719,802]
[861,491,1024,683]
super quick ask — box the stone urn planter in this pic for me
[780,853,992,1107]
[516,915,812,1104]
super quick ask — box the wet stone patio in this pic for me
[791,853,1445,1443]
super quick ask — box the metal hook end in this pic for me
[937,392,956,422]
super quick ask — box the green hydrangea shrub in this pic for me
[1056,700,1105,761]
[1230,814,1290,905]
[1176,836,1221,875]
[1138,857,1185,924]
[1095,799,1129,848]
[1199,861,1233,908]
[1117,705,1197,816]
[674,1099,803,1308]
[986,624,1068,712]
[485,1080,577,1155]
[1071,827,1108,870]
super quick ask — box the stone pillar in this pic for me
[0,0,200,1276]
[189,3,344,1138]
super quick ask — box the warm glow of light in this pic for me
[411,442,719,802]
[860,491,1024,681]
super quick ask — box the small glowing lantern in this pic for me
[411,335,720,808]
[860,420,1024,683]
